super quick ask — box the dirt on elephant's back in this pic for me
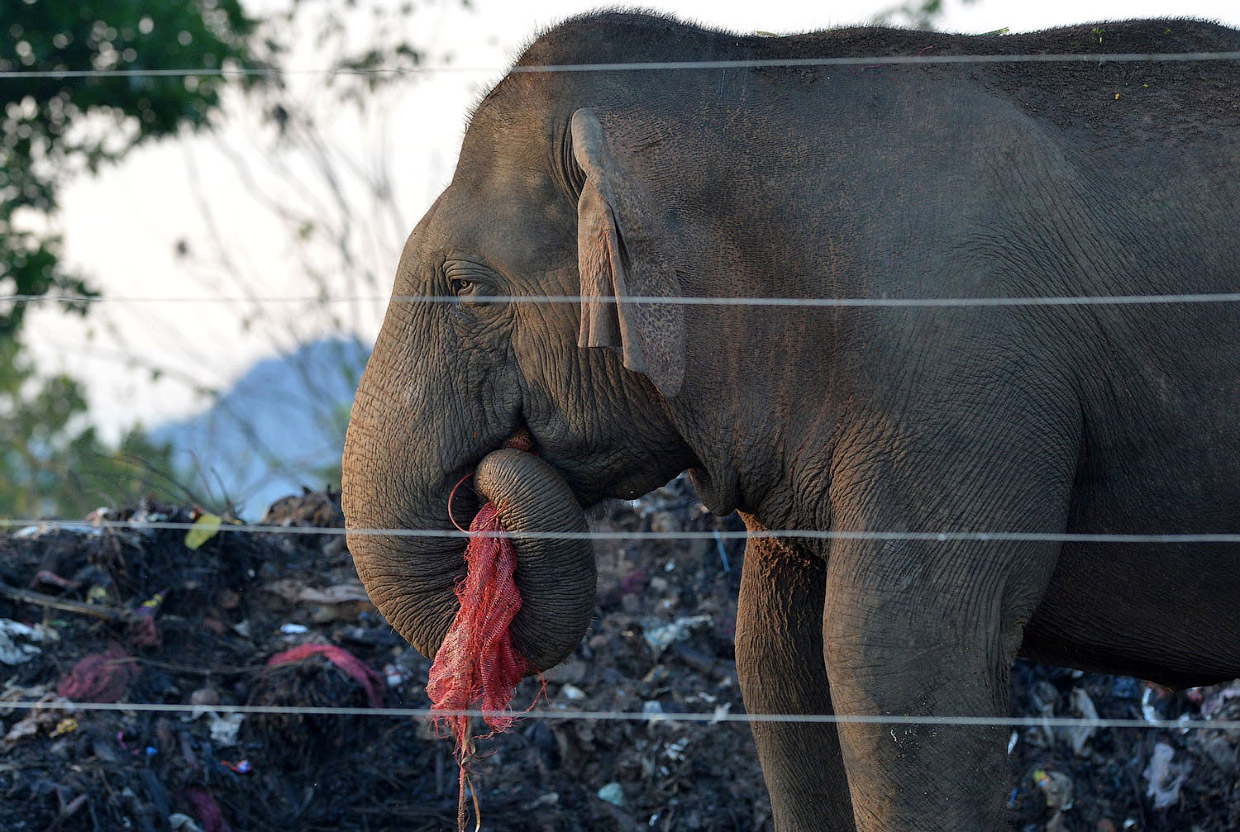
[0,482,1237,831]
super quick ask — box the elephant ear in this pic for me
[571,108,685,398]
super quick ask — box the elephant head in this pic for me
[342,78,702,672]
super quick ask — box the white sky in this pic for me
[27,0,1240,438]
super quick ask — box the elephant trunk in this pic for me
[343,426,596,674]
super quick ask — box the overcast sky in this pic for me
[28,0,1240,437]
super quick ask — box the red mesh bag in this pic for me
[427,501,527,736]
[428,444,537,830]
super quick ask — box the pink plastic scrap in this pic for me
[185,787,231,832]
[266,644,384,708]
[57,644,139,703]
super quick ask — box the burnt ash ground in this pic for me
[0,480,1237,832]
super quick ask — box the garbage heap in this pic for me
[0,480,1237,832]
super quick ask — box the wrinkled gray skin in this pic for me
[343,13,1240,831]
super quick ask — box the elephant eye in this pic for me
[443,257,499,311]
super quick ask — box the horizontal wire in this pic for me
[2,50,1240,80]
[0,699,1233,730]
[12,291,1240,309]
[6,517,1240,545]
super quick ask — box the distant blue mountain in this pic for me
[152,336,370,516]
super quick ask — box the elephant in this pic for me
[341,12,1240,832]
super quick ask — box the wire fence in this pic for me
[4,44,1240,741]
[13,290,1240,308]
[8,517,1240,546]
[1,699,1236,731]
[3,49,1240,79]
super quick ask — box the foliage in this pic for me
[0,0,263,517]
[0,339,179,517]
[875,0,979,30]
[0,0,263,337]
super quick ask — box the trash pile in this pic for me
[1,478,1238,831]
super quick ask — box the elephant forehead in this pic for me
[429,170,575,260]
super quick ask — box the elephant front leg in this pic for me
[735,513,855,832]
[821,457,1070,831]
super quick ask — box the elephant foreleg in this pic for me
[735,512,855,832]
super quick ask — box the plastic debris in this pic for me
[1141,686,1160,722]
[1008,730,1019,754]
[267,644,384,708]
[3,694,72,745]
[1067,687,1101,756]
[1033,768,1074,832]
[1198,681,1240,719]
[184,787,231,832]
[597,782,625,808]
[57,644,139,703]
[278,623,309,635]
[0,619,44,665]
[664,737,690,761]
[185,514,224,550]
[169,813,204,832]
[642,615,712,656]
[221,759,252,774]
[383,663,410,688]
[130,591,165,647]
[1143,741,1188,809]
[207,713,244,747]
[263,580,371,605]
[50,717,78,737]
[559,684,586,701]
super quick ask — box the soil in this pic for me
[1,479,1237,832]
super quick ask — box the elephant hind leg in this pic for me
[735,512,855,832]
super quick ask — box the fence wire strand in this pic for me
[1,699,1236,732]
[2,49,1240,80]
[6,517,1240,545]
[13,291,1240,308]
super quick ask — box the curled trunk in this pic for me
[344,444,596,674]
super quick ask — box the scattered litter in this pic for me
[266,644,384,709]
[169,813,203,832]
[184,787,229,832]
[2,485,1238,830]
[279,623,309,635]
[1008,730,1019,754]
[0,619,44,665]
[1033,768,1074,810]
[1141,686,1160,722]
[642,615,712,656]
[560,684,587,701]
[206,713,244,747]
[2,694,72,745]
[664,737,690,761]
[1067,687,1100,756]
[56,644,138,703]
[263,580,371,606]
[50,717,78,737]
[1143,741,1189,809]
[597,781,625,808]
[1198,680,1240,718]
[382,663,410,688]
[184,513,224,550]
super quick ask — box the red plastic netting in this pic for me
[427,501,527,734]
[427,495,530,829]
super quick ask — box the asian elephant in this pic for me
[341,13,1240,832]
